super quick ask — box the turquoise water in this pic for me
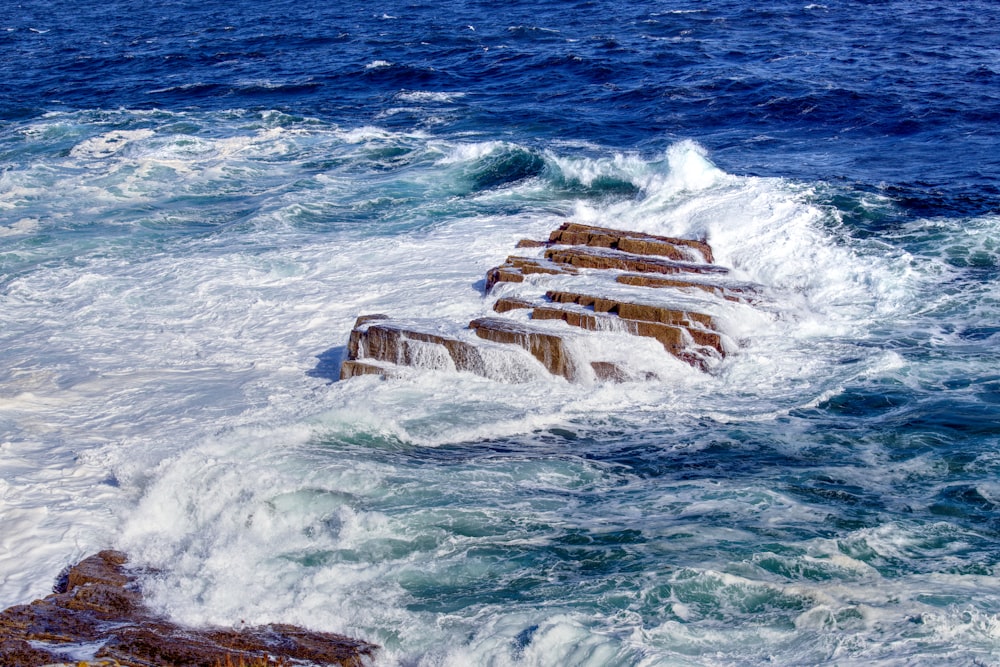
[2,1,999,664]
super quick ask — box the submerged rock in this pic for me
[0,551,377,667]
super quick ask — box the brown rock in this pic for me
[346,314,390,359]
[339,220,742,381]
[0,638,60,666]
[545,290,717,329]
[529,304,603,331]
[61,549,130,592]
[615,273,753,302]
[528,303,723,368]
[548,222,714,263]
[484,256,577,292]
[469,317,577,380]
[492,297,534,313]
[97,624,223,667]
[544,247,726,276]
[0,551,377,667]
[589,362,659,383]
[209,623,376,665]
[339,359,394,379]
[64,580,141,618]
[346,320,485,375]
[590,361,629,383]
[352,313,390,326]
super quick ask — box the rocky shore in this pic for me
[0,551,376,667]
[341,221,757,382]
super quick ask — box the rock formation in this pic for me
[469,317,578,380]
[0,551,376,667]
[545,221,715,263]
[484,255,576,292]
[339,221,758,383]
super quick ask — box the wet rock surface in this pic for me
[340,221,756,382]
[546,221,715,263]
[0,551,377,667]
[484,255,577,292]
[543,246,726,276]
[469,317,579,380]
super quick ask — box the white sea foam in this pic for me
[1,112,994,665]
[68,129,156,158]
[396,90,465,103]
[434,139,512,164]
[0,217,41,236]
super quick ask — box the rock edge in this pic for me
[0,551,377,667]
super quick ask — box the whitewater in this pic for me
[3,0,1000,664]
[1,110,997,665]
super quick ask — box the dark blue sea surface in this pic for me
[1,1,999,665]
[4,0,999,213]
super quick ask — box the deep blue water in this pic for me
[2,1,999,665]
[4,0,999,214]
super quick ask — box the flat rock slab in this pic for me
[615,273,758,302]
[485,255,577,292]
[544,246,726,276]
[544,290,717,329]
[548,221,715,263]
[0,551,377,667]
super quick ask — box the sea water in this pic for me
[1,1,999,665]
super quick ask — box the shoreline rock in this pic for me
[0,551,377,667]
[338,221,754,382]
[545,221,715,263]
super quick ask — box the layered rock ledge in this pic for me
[0,551,376,667]
[339,221,757,382]
[523,221,715,263]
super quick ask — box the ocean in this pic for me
[1,0,999,664]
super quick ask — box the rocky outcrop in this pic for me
[0,551,377,667]
[338,220,756,382]
[615,273,756,302]
[348,317,485,373]
[484,255,577,292]
[339,359,399,380]
[469,317,578,380]
[527,304,720,371]
[543,246,726,276]
[544,290,717,329]
[546,221,714,263]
